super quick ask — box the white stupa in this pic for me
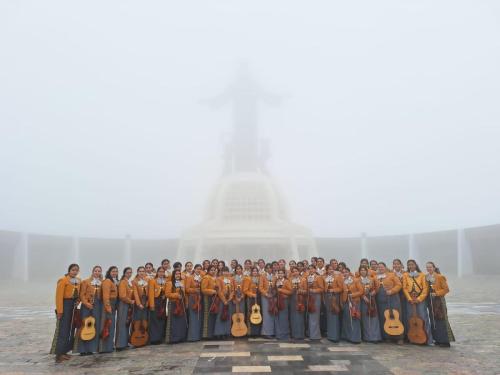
[177,65,316,262]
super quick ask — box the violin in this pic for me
[101,317,112,340]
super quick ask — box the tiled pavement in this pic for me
[1,277,500,374]
[194,340,391,374]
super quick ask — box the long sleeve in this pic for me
[165,281,180,300]
[434,275,449,297]
[402,275,412,301]
[102,280,112,313]
[333,275,344,293]
[389,274,402,294]
[55,277,66,314]
[201,276,216,296]
[258,275,269,296]
[351,280,364,298]
[417,275,429,303]
[148,279,156,308]
[79,280,90,308]
[278,280,293,296]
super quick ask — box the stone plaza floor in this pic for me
[0,276,499,374]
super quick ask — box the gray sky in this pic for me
[1,0,499,239]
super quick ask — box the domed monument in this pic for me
[177,65,316,262]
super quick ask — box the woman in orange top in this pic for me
[132,266,149,329]
[165,269,188,343]
[259,263,276,338]
[214,266,234,338]
[148,266,167,344]
[305,265,325,340]
[274,268,292,340]
[358,265,382,343]
[99,266,119,353]
[340,267,363,343]
[375,262,403,343]
[425,261,455,347]
[243,266,261,336]
[74,265,102,356]
[186,264,204,342]
[116,267,133,350]
[323,264,344,342]
[201,265,218,339]
[289,266,307,339]
[50,263,81,363]
[402,259,432,345]
[232,264,246,335]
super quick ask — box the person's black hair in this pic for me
[173,262,182,269]
[407,259,422,273]
[121,267,132,280]
[105,266,118,280]
[65,263,80,276]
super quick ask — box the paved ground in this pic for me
[0,276,499,375]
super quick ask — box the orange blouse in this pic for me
[402,272,429,303]
[80,278,102,309]
[118,279,134,304]
[55,275,81,314]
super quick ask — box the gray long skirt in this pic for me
[214,301,232,336]
[187,295,203,341]
[165,300,187,343]
[202,295,217,339]
[427,296,455,344]
[50,298,77,355]
[115,301,131,349]
[341,301,361,343]
[149,297,166,343]
[261,296,276,336]
[98,299,117,353]
[274,297,290,340]
[323,293,340,342]
[376,288,403,340]
[74,298,103,353]
[289,293,305,339]
[360,298,382,342]
[405,300,433,345]
[307,293,322,340]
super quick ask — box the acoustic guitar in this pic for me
[383,294,404,336]
[130,319,149,347]
[231,291,247,337]
[408,303,427,344]
[80,316,96,341]
[249,297,262,325]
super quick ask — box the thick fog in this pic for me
[1,0,500,240]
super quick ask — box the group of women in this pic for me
[51,257,455,363]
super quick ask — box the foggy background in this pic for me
[1,0,500,241]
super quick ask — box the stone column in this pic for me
[124,235,132,269]
[361,232,368,259]
[72,236,80,264]
[457,229,473,277]
[14,232,29,282]
[408,233,419,263]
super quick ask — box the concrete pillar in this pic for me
[124,235,132,268]
[408,233,419,263]
[14,232,29,282]
[72,236,80,264]
[361,232,368,259]
[457,229,473,277]
[289,236,300,260]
